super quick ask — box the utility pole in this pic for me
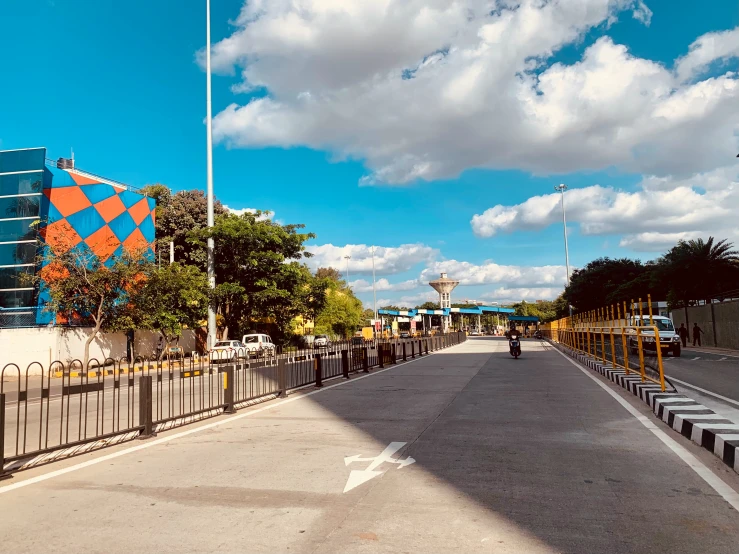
[344,255,351,287]
[372,246,377,325]
[554,183,573,316]
[205,0,216,348]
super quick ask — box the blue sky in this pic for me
[2,0,738,308]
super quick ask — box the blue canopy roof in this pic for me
[378,306,515,317]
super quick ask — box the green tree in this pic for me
[315,267,343,281]
[656,237,739,308]
[129,263,210,358]
[513,300,530,316]
[29,242,149,366]
[190,211,318,343]
[140,187,227,268]
[564,258,654,312]
[416,301,440,310]
[361,308,375,326]
[314,287,363,338]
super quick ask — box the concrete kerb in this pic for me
[548,340,739,476]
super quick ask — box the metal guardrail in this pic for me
[0,332,467,476]
[541,295,670,391]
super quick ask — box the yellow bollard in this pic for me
[636,327,646,382]
[654,325,666,392]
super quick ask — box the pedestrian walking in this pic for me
[678,323,688,348]
[692,323,703,347]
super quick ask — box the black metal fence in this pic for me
[0,332,467,476]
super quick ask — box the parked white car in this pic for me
[628,315,681,357]
[241,333,277,357]
[313,334,331,348]
[210,340,245,363]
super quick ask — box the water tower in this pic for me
[429,272,459,333]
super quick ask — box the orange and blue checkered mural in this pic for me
[40,165,156,262]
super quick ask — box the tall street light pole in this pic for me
[371,246,377,323]
[554,183,573,316]
[344,255,351,287]
[205,0,216,348]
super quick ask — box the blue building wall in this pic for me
[0,147,156,327]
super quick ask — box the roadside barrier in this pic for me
[542,295,670,392]
[0,332,466,477]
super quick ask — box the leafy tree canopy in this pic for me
[189,211,318,343]
[128,263,210,357]
[140,186,227,267]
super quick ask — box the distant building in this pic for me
[0,147,156,327]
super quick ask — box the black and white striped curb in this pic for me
[551,341,739,476]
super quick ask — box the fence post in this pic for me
[425,339,429,355]
[362,347,369,373]
[0,393,7,480]
[402,342,407,361]
[342,350,350,379]
[278,358,288,398]
[223,365,236,414]
[138,376,156,439]
[315,353,323,387]
[378,345,385,368]
[411,341,415,359]
[391,344,397,364]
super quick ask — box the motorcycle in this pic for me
[509,332,521,359]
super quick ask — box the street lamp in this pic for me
[344,255,351,287]
[554,183,573,316]
[205,0,216,348]
[371,246,377,322]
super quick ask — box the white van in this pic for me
[628,315,681,357]
[241,333,277,357]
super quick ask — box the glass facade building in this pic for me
[0,148,45,315]
[0,147,156,327]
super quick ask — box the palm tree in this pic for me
[659,237,739,306]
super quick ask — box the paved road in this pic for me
[663,347,739,405]
[1,338,738,553]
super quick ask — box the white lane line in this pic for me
[553,347,739,512]
[667,376,739,408]
[692,357,702,361]
[688,350,739,359]
[0,345,463,495]
[719,357,728,361]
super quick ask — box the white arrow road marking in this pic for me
[343,441,416,493]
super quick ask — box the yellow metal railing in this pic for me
[541,294,667,391]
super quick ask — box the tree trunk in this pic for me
[84,322,102,368]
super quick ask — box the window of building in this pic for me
[0,219,38,242]
[0,288,35,308]
[0,265,35,289]
[0,148,45,174]
[0,172,43,197]
[0,242,36,266]
[0,195,41,219]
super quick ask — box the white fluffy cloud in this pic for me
[209,1,738,184]
[675,27,739,82]
[223,205,275,221]
[305,243,437,276]
[481,287,562,304]
[350,278,419,293]
[471,165,739,251]
[420,259,568,288]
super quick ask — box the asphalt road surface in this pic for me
[663,348,739,405]
[1,338,738,553]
